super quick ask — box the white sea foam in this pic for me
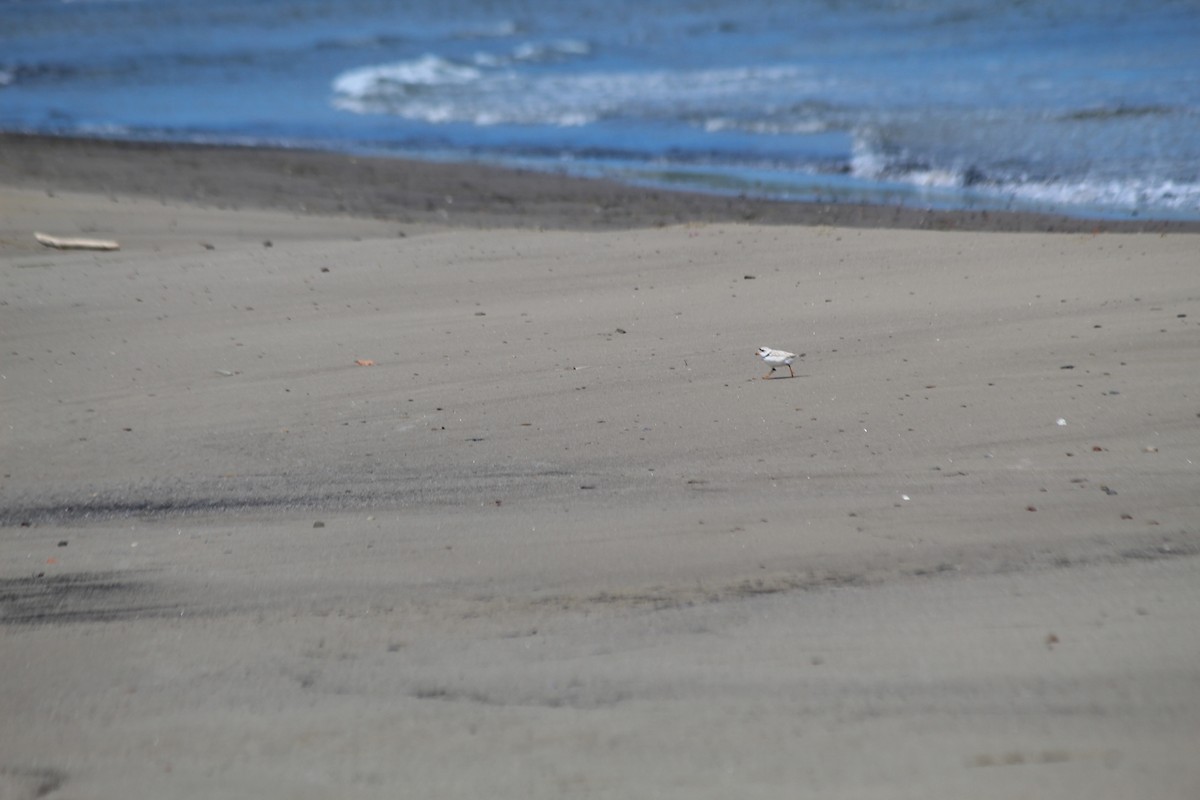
[848,133,888,180]
[332,55,484,115]
[76,122,133,136]
[332,57,818,128]
[850,132,1200,215]
[333,55,481,94]
[1004,177,1200,215]
[703,117,826,135]
[512,39,591,62]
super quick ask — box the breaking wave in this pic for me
[332,48,818,128]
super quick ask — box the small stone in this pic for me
[313,521,325,528]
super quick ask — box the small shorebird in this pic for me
[755,346,800,379]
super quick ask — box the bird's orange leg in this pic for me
[788,364,795,378]
[762,368,774,380]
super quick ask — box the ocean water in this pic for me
[2,0,1198,220]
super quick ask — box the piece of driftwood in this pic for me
[35,232,121,251]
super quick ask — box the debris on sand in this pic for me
[35,232,120,251]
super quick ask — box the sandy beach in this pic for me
[2,136,1199,799]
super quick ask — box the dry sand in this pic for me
[1,141,1199,799]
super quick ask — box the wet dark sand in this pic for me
[4,132,1198,233]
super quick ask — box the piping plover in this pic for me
[755,346,800,379]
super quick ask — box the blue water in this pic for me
[2,0,1198,219]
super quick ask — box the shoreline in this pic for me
[4,131,1198,234]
